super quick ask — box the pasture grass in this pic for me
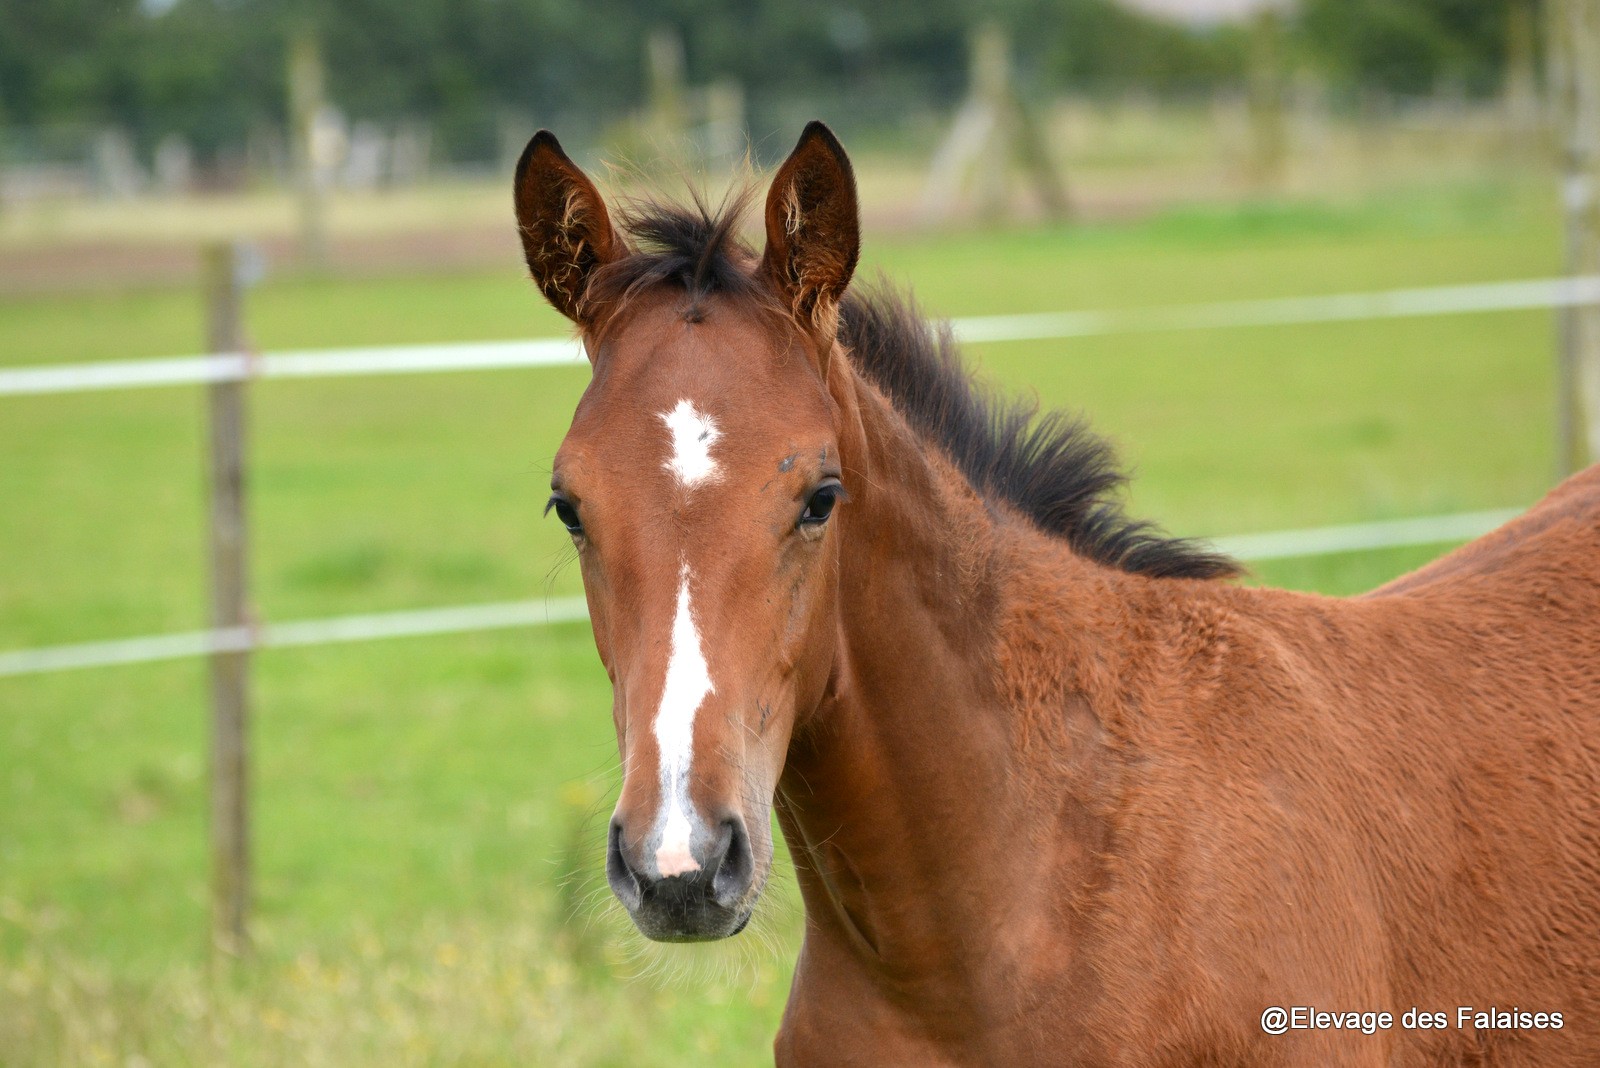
[0,172,1566,1065]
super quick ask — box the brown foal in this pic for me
[514,122,1600,1066]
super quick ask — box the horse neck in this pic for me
[776,355,1130,980]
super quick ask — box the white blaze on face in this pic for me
[653,567,715,877]
[650,399,721,878]
[660,399,721,487]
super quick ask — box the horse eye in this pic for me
[800,482,842,526]
[546,495,583,534]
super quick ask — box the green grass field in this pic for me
[0,172,1568,1065]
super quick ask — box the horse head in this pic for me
[515,124,859,941]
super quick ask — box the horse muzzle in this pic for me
[606,813,759,941]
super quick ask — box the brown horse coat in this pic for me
[514,122,1600,1066]
[775,389,1600,1068]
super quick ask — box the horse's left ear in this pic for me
[513,130,624,324]
[760,121,860,338]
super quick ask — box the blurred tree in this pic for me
[1034,0,1249,95]
[0,1,139,130]
[7,0,1523,169]
[0,0,280,159]
[1299,0,1515,98]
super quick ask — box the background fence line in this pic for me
[4,274,1599,398]
[0,274,1573,680]
[0,508,1525,680]
[0,597,593,679]
[4,260,1585,955]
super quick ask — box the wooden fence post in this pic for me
[1551,0,1600,473]
[288,29,330,269]
[921,23,1068,225]
[1246,7,1288,191]
[204,242,252,959]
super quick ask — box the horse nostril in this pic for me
[606,820,643,911]
[711,817,755,908]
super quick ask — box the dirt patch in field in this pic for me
[0,188,1189,297]
[0,224,528,296]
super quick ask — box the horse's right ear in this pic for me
[513,131,623,323]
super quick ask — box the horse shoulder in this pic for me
[1086,573,1600,1065]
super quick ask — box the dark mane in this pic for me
[838,289,1239,580]
[590,194,1240,581]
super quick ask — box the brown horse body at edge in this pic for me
[512,123,1600,1066]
